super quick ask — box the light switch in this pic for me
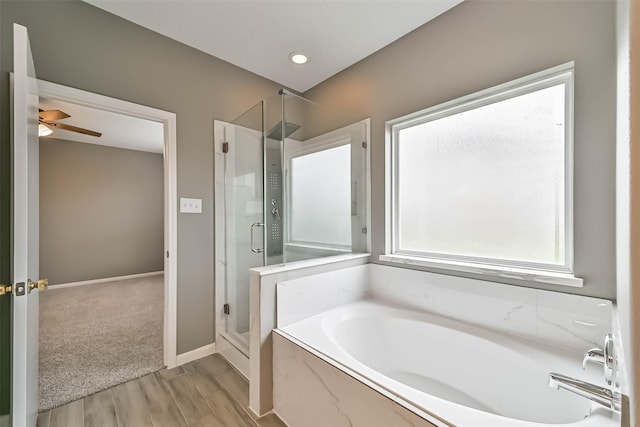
[180,197,202,214]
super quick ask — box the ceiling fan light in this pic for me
[39,123,53,137]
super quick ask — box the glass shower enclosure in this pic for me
[218,89,368,354]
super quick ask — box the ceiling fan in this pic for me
[38,109,102,137]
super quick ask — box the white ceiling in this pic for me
[83,0,464,92]
[39,98,164,153]
[44,1,462,147]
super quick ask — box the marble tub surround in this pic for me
[272,332,443,427]
[274,301,619,427]
[248,253,370,416]
[272,264,618,426]
[276,264,370,327]
[276,263,612,355]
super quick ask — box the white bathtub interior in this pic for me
[274,264,619,427]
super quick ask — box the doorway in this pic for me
[36,79,178,406]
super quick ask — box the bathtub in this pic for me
[276,300,619,427]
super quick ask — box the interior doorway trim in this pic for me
[38,79,178,369]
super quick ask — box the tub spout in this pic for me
[549,372,620,412]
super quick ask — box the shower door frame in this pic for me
[214,109,373,380]
[214,119,265,377]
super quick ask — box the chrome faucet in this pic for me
[582,333,615,385]
[548,372,620,411]
[548,334,620,412]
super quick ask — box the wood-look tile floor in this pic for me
[36,354,287,427]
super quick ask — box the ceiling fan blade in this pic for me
[39,109,71,121]
[44,121,102,137]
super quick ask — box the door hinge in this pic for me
[362,227,367,234]
[0,284,12,296]
[222,142,229,153]
[166,250,169,258]
[362,141,367,149]
[223,303,230,315]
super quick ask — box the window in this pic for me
[290,144,352,247]
[284,121,368,259]
[384,63,581,286]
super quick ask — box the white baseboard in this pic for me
[49,271,164,290]
[176,343,216,366]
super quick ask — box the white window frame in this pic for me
[284,120,369,255]
[382,62,583,287]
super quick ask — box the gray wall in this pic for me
[0,0,617,357]
[40,138,164,285]
[0,0,282,354]
[304,0,617,299]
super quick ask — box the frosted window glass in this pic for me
[397,84,566,265]
[291,145,351,246]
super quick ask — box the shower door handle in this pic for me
[250,222,265,253]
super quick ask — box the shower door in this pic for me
[222,101,265,353]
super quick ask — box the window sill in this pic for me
[378,254,583,288]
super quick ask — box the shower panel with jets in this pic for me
[219,89,368,354]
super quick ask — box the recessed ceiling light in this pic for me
[289,52,308,65]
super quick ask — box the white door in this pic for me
[11,23,43,427]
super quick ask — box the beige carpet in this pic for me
[39,274,164,411]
